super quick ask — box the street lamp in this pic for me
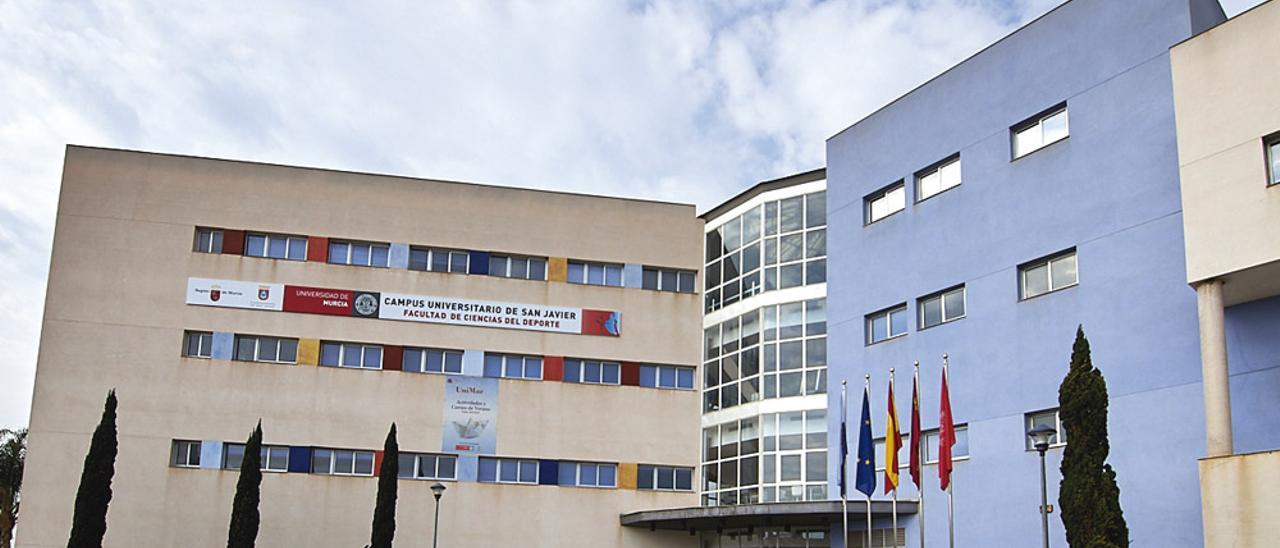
[1028,424,1058,548]
[430,482,447,548]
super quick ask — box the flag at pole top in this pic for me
[884,370,902,494]
[939,359,956,491]
[855,380,876,497]
[909,363,923,489]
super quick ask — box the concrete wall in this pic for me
[1199,449,1280,548]
[823,0,1229,546]
[20,146,702,547]
[1173,0,1280,303]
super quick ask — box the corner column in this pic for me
[1195,279,1232,457]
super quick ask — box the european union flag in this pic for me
[855,384,876,496]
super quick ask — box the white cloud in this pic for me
[3,0,1255,427]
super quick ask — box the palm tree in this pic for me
[2,428,29,548]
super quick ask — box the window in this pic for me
[640,365,695,390]
[233,335,298,364]
[484,353,543,380]
[642,267,697,293]
[918,286,965,329]
[245,232,307,261]
[311,448,375,476]
[402,347,464,374]
[866,305,907,345]
[558,461,618,488]
[319,342,383,370]
[183,331,214,358]
[194,228,223,253]
[703,410,827,506]
[1013,105,1069,159]
[567,261,624,287]
[923,425,970,463]
[223,444,290,472]
[1025,409,1066,450]
[563,359,621,385]
[705,299,827,413]
[409,247,470,273]
[704,191,826,313]
[397,453,458,480]
[637,465,693,491]
[1020,249,1078,299]
[478,457,539,484]
[865,182,905,224]
[328,240,390,268]
[488,254,547,281]
[916,156,961,201]
[171,440,202,468]
[1267,133,1280,186]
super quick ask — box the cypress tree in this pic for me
[1058,327,1129,547]
[370,423,398,548]
[227,421,263,548]
[67,390,118,548]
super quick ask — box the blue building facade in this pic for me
[823,0,1247,546]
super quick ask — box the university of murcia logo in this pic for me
[210,285,221,302]
[258,286,271,301]
[353,292,379,317]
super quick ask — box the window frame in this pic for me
[319,341,384,370]
[487,254,548,281]
[1018,248,1078,300]
[1024,409,1067,450]
[183,330,214,358]
[640,364,696,390]
[917,285,966,330]
[559,461,619,489]
[327,240,391,268]
[193,228,224,254]
[1266,132,1280,186]
[1012,103,1069,160]
[233,335,298,364]
[562,359,622,385]
[864,181,906,225]
[222,443,290,472]
[642,266,697,293]
[397,452,459,481]
[478,457,540,485]
[865,304,908,345]
[408,247,471,274]
[311,448,376,476]
[171,440,202,468]
[244,232,308,261]
[402,347,465,374]
[567,261,625,287]
[485,353,544,380]
[915,154,962,202]
[636,464,694,491]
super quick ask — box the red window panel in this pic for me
[306,236,328,262]
[543,356,564,381]
[383,345,403,372]
[221,229,245,255]
[621,362,641,386]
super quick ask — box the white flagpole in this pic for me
[944,354,955,548]
[842,380,849,548]
[865,374,872,548]
[890,368,898,548]
[914,361,925,548]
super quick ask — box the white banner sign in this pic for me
[379,292,584,334]
[186,278,284,311]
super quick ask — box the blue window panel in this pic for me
[499,459,518,482]
[675,468,693,490]
[623,263,643,289]
[602,363,620,384]
[389,243,411,269]
[526,357,542,379]
[199,440,223,470]
[478,458,498,482]
[637,465,655,489]
[462,349,484,377]
[210,332,235,360]
[287,446,312,473]
[580,463,598,486]
[456,455,479,482]
[469,251,490,275]
[563,360,581,383]
[483,354,502,378]
[599,464,617,487]
[659,366,677,387]
[518,460,538,483]
[558,462,576,486]
[504,356,521,378]
[639,365,657,388]
[583,363,601,383]
[677,368,695,389]
[539,460,560,485]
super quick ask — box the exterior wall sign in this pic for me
[282,286,381,319]
[442,376,499,454]
[186,278,283,311]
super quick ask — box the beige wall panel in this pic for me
[1199,450,1280,548]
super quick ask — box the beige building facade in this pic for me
[20,146,704,547]
[1171,1,1280,546]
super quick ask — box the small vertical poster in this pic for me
[442,376,499,454]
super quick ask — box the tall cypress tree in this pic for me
[1058,327,1129,547]
[370,423,398,548]
[227,421,263,548]
[67,390,118,548]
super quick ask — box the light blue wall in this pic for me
[823,0,1232,546]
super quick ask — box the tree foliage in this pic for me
[67,390,118,548]
[227,421,264,548]
[1058,327,1129,547]
[1,428,27,547]
[370,423,398,548]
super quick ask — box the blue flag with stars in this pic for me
[855,384,876,496]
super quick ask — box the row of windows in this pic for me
[171,440,414,478]
[475,457,691,491]
[703,299,827,412]
[702,410,828,506]
[864,105,1072,225]
[192,228,693,290]
[872,425,971,472]
[705,191,827,313]
[864,249,1077,345]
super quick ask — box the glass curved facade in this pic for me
[704,191,826,313]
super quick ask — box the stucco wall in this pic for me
[1199,449,1280,548]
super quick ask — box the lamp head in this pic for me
[430,482,447,500]
[1027,424,1057,453]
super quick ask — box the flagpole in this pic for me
[889,369,898,548]
[914,361,925,548]
[944,354,955,548]
[842,380,849,548]
[865,374,872,548]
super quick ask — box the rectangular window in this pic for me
[171,440,202,468]
[639,365,695,390]
[233,335,298,364]
[193,228,223,253]
[477,457,539,484]
[865,182,905,224]
[918,286,966,329]
[183,331,214,358]
[924,425,970,463]
[1025,409,1067,450]
[488,254,548,281]
[1020,249,1078,299]
[327,240,390,268]
[1013,105,1069,159]
[1267,133,1280,186]
[319,342,383,370]
[396,453,459,480]
[402,347,464,374]
[311,448,375,476]
[865,304,908,345]
[558,461,618,488]
[566,261,625,287]
[223,443,290,472]
[642,267,697,293]
[408,247,470,273]
[636,464,694,491]
[484,353,543,380]
[244,232,307,261]
[916,155,962,201]
[562,359,621,385]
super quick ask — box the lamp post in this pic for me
[1027,424,1057,548]
[430,482,447,548]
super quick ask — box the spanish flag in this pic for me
[884,373,903,494]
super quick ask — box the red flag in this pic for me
[939,364,956,490]
[909,370,922,489]
[884,377,902,494]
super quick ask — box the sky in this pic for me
[0,0,1263,429]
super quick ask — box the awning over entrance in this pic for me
[621,500,919,532]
